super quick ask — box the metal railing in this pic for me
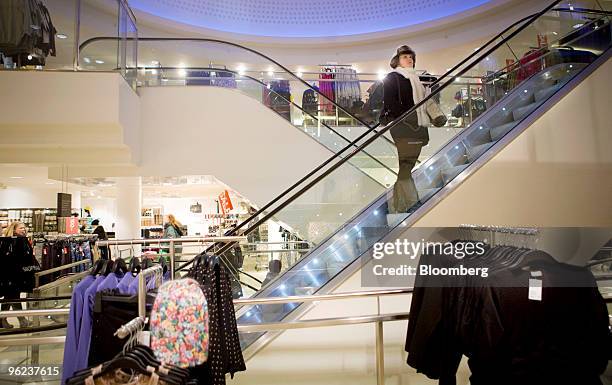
[34,259,92,288]
[0,288,412,384]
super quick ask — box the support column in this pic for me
[115,177,142,240]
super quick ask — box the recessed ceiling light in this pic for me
[95,59,104,64]
[83,57,91,63]
[56,33,68,39]
[10,176,24,179]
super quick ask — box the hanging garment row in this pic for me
[263,80,291,122]
[318,66,362,114]
[64,254,246,385]
[0,0,57,67]
[68,278,207,385]
[34,235,98,285]
[406,241,611,385]
[61,257,168,385]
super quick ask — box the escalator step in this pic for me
[489,122,515,141]
[441,164,469,185]
[534,83,562,102]
[467,142,494,163]
[513,102,538,121]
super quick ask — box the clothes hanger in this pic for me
[508,249,556,270]
[130,256,141,275]
[112,258,128,275]
[90,259,108,276]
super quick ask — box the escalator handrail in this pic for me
[149,66,398,178]
[175,0,572,272]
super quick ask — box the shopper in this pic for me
[2,221,27,237]
[1,221,31,329]
[382,45,430,213]
[91,219,111,260]
[163,214,183,257]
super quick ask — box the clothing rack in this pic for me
[459,225,539,247]
[459,225,539,235]
[138,265,163,318]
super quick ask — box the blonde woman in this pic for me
[3,221,27,237]
[1,221,30,328]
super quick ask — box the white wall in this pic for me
[137,86,333,207]
[0,187,65,209]
[81,197,117,231]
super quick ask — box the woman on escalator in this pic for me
[381,45,431,213]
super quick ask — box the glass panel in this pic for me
[233,7,612,349]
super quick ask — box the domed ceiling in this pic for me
[129,0,492,38]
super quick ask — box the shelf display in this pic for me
[0,208,59,235]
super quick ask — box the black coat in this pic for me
[382,72,415,123]
[0,237,40,296]
[406,248,611,385]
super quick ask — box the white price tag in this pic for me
[137,331,151,347]
[528,278,542,301]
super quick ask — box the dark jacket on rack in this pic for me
[0,237,40,296]
[406,247,611,385]
[188,255,246,385]
[0,0,56,57]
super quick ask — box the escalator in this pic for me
[176,1,612,353]
[80,36,402,190]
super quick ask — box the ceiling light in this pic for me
[377,70,386,80]
[296,71,303,78]
[95,59,104,64]
[267,67,274,76]
[552,31,558,35]
[151,60,159,65]
[178,68,186,77]
[10,176,24,179]
[151,69,157,75]
[237,66,246,76]
[83,57,91,63]
[27,55,33,60]
[56,33,68,39]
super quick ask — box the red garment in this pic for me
[516,48,548,83]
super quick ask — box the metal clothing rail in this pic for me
[96,236,247,246]
[459,224,540,236]
[34,259,92,288]
[98,236,247,279]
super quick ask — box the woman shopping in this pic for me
[381,45,445,213]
